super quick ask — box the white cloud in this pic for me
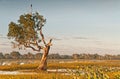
[0,34,2,36]
[72,36,88,40]
[0,35,120,55]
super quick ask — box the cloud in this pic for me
[0,43,9,46]
[73,36,88,40]
[0,35,7,39]
[0,40,11,45]
[53,38,62,41]
[0,37,7,39]
[48,36,62,41]
[52,36,89,40]
[0,34,3,37]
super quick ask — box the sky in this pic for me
[0,0,120,55]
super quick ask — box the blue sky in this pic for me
[0,0,120,55]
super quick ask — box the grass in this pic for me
[0,60,119,71]
[0,60,119,79]
[48,60,120,69]
[107,71,120,79]
[0,73,72,79]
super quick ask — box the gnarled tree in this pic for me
[7,12,52,71]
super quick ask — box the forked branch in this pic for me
[47,39,52,46]
[24,44,41,52]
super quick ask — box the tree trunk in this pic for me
[37,46,50,71]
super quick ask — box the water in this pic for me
[0,71,36,75]
[47,69,67,73]
[0,69,70,75]
[0,71,19,75]
[0,69,84,75]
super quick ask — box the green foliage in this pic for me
[7,12,46,46]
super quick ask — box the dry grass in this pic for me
[0,60,119,79]
[0,60,119,71]
[0,73,72,79]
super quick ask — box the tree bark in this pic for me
[37,46,50,71]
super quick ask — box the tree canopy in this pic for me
[7,12,50,51]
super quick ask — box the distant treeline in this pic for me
[0,51,120,60]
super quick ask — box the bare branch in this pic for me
[47,39,52,46]
[24,44,40,52]
[39,26,47,46]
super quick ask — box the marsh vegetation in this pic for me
[0,59,119,79]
